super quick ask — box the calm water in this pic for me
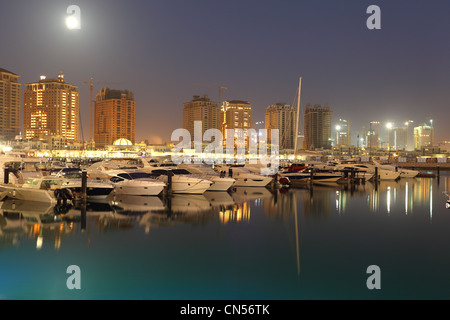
[1,173,450,300]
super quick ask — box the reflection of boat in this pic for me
[231,187,273,202]
[203,191,235,208]
[109,194,165,213]
[168,194,213,213]
[0,199,64,226]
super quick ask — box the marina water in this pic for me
[1,172,450,299]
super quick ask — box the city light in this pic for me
[386,122,393,129]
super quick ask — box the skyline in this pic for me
[1,0,449,145]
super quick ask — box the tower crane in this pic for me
[195,84,228,107]
[82,77,126,141]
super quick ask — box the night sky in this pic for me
[1,0,449,144]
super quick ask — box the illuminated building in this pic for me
[265,103,296,150]
[182,94,220,140]
[221,100,252,146]
[303,104,332,150]
[0,68,21,141]
[414,123,433,149]
[23,74,79,142]
[94,87,135,148]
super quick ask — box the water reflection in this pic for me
[1,174,449,252]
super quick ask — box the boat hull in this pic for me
[113,180,165,196]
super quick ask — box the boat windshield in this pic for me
[117,172,151,180]
[24,178,41,186]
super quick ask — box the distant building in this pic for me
[23,73,79,142]
[388,126,407,150]
[414,123,433,149]
[94,87,135,148]
[335,119,351,147]
[265,103,297,150]
[182,94,220,140]
[221,100,252,147]
[0,68,21,141]
[303,104,332,150]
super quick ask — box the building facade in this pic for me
[414,123,433,149]
[303,104,332,150]
[182,94,220,139]
[265,103,297,150]
[94,87,135,148]
[0,68,21,141]
[23,74,79,142]
[221,100,252,147]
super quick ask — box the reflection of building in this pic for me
[265,103,296,150]
[94,87,135,148]
[183,94,220,139]
[219,202,250,224]
[0,68,21,140]
[303,104,332,150]
[24,74,79,142]
[414,123,433,149]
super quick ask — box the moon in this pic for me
[65,15,79,30]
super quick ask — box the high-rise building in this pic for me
[0,68,21,141]
[303,104,332,150]
[265,103,297,150]
[388,126,407,150]
[414,123,433,149]
[335,118,351,147]
[221,100,252,146]
[94,87,135,148]
[182,94,220,139]
[23,74,79,142]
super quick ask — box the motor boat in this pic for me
[372,159,419,178]
[50,168,115,199]
[335,163,400,180]
[178,164,236,191]
[217,165,273,187]
[107,170,166,196]
[278,168,342,185]
[0,176,69,203]
[444,192,450,209]
[146,167,213,194]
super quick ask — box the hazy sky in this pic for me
[1,0,449,144]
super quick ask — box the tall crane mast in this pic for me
[195,84,228,107]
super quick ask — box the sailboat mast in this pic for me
[294,77,302,158]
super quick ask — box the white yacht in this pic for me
[217,165,273,187]
[0,176,68,203]
[335,163,400,180]
[178,164,236,191]
[146,167,213,194]
[51,168,115,199]
[108,170,166,196]
[372,159,419,178]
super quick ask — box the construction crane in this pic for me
[195,84,228,107]
[82,77,126,141]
